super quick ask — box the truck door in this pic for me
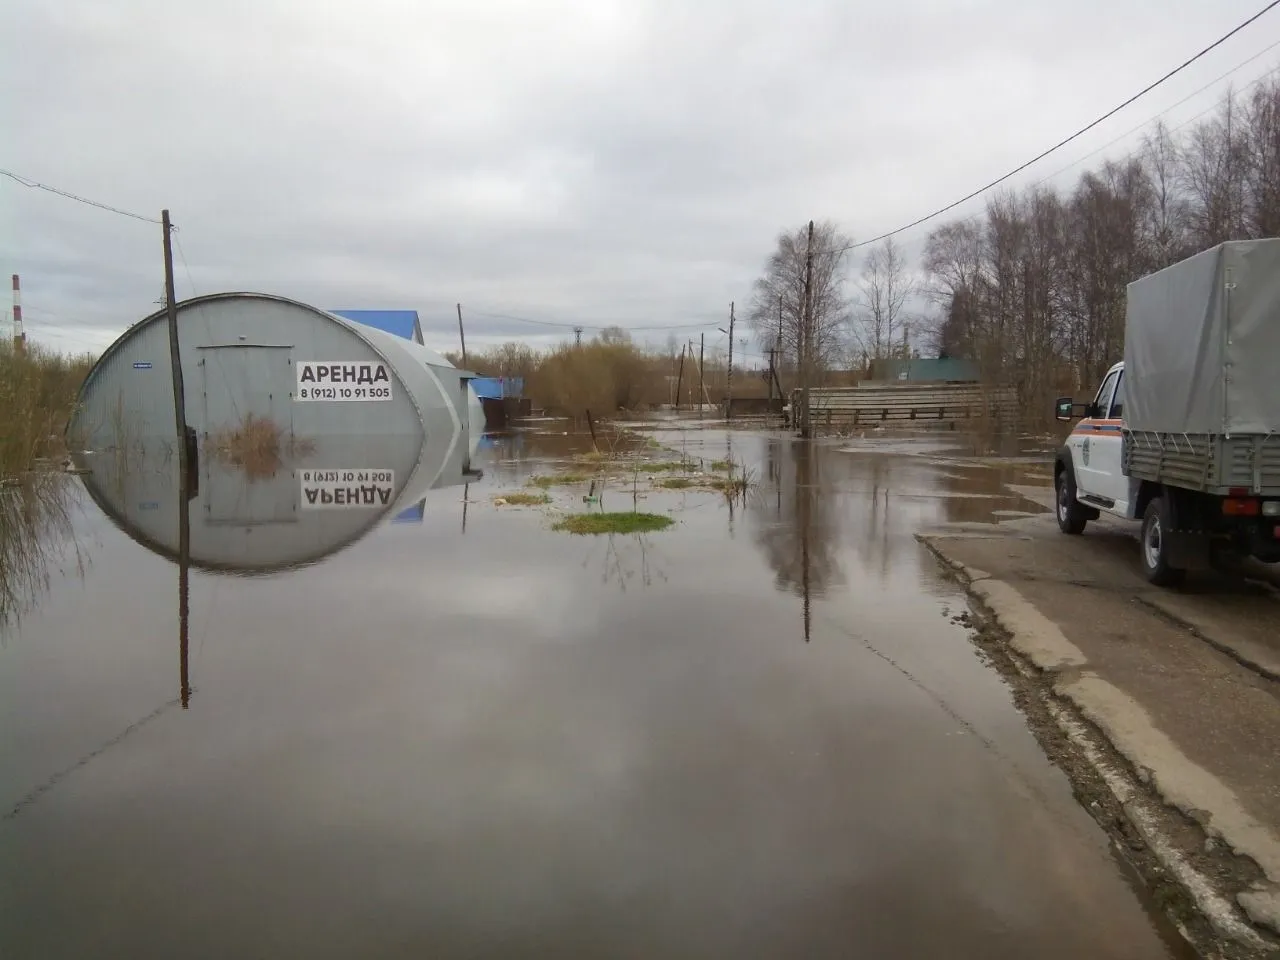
[1091,370,1129,512]
[1072,369,1120,504]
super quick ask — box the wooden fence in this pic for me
[795,382,1020,431]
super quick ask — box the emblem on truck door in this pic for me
[1082,436,1090,466]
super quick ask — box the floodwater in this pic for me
[0,425,1195,959]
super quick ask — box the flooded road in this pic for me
[1,426,1194,959]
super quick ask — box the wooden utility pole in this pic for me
[456,303,468,365]
[775,292,783,420]
[163,210,193,707]
[674,344,686,412]
[777,291,783,362]
[726,301,735,422]
[161,211,189,487]
[799,219,815,438]
[699,333,705,420]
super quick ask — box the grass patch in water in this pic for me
[710,476,750,495]
[709,459,735,472]
[645,460,697,472]
[528,472,591,488]
[658,477,694,489]
[552,512,674,535]
[497,492,551,506]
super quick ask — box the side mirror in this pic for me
[1055,398,1092,421]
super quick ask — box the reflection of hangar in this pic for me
[76,432,467,573]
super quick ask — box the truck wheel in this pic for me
[1140,497,1186,587]
[1055,467,1088,535]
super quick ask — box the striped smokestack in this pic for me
[11,274,25,351]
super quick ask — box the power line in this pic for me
[463,306,718,332]
[839,0,1280,252]
[173,229,198,297]
[908,54,1280,240]
[0,169,161,224]
[1029,47,1280,190]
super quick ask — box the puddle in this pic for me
[0,426,1188,959]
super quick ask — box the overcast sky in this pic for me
[3,0,1277,359]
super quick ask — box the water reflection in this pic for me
[750,440,844,613]
[0,474,86,639]
[75,427,479,711]
[482,428,650,485]
[591,532,668,592]
[76,431,476,574]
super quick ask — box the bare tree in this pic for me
[914,82,1280,428]
[921,220,984,357]
[1242,77,1280,237]
[1139,121,1189,267]
[597,326,632,346]
[746,220,855,377]
[1181,88,1249,247]
[856,236,916,362]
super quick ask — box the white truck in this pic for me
[1053,239,1280,585]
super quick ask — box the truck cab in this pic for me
[1058,361,1132,518]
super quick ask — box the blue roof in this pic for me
[470,377,524,399]
[331,309,422,343]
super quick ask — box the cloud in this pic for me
[4,0,1273,354]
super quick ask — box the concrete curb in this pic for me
[919,533,1280,949]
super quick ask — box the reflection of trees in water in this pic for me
[750,440,844,604]
[0,475,86,638]
[586,532,668,592]
[848,455,896,582]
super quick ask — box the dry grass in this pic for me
[208,413,313,480]
[1,473,84,634]
[552,512,674,535]
[496,492,551,506]
[709,461,754,498]
[0,340,95,481]
[710,476,750,495]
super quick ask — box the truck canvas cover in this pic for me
[1124,238,1280,435]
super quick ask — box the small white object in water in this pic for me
[493,497,508,506]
